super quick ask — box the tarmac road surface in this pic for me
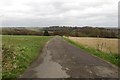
[20,37,119,78]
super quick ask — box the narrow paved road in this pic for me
[20,37,119,78]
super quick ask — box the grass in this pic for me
[64,37,120,68]
[69,37,118,54]
[2,35,52,79]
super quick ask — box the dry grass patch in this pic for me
[68,37,118,54]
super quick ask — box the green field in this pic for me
[2,35,52,79]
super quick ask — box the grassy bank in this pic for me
[2,35,52,79]
[64,37,120,67]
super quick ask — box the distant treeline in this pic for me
[43,26,120,38]
[2,26,120,38]
[2,27,43,36]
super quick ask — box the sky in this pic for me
[0,0,119,27]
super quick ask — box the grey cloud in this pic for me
[1,0,119,27]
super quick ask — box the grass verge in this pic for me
[2,35,52,79]
[64,37,120,68]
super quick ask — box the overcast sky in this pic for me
[0,0,119,27]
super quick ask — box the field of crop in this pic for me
[68,37,118,54]
[65,37,120,67]
[2,35,52,79]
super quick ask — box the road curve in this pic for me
[20,37,119,78]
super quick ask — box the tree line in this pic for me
[2,26,120,38]
[43,26,119,38]
[2,27,43,36]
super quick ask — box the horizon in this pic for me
[1,26,119,29]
